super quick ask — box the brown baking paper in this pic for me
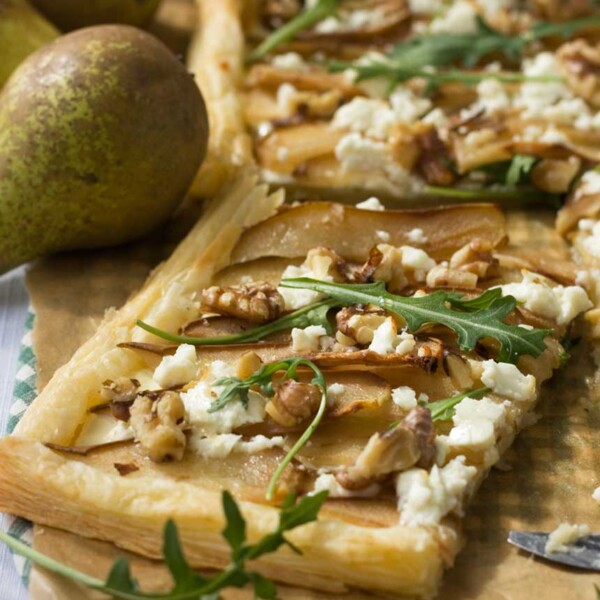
[21,209,600,600]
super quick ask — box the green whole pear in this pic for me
[0,25,208,274]
[0,0,59,88]
[31,0,162,31]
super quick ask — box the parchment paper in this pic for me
[20,209,600,600]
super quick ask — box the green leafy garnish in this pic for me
[211,357,328,501]
[328,14,600,88]
[504,155,538,187]
[136,300,336,346]
[247,0,339,63]
[422,386,491,421]
[279,279,551,363]
[0,490,328,600]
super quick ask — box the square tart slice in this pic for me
[0,175,593,599]
[190,0,600,204]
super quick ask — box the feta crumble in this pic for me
[312,473,380,498]
[368,318,416,356]
[392,386,418,410]
[189,433,285,458]
[401,246,436,281]
[153,344,198,389]
[497,271,592,325]
[407,227,428,245]
[430,1,479,34]
[271,52,308,71]
[356,196,385,211]
[545,522,591,554]
[396,456,477,526]
[291,325,328,353]
[479,359,536,402]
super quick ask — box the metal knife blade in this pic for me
[508,531,600,571]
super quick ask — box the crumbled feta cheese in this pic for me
[311,473,380,498]
[327,383,346,404]
[276,147,289,162]
[332,97,396,139]
[593,486,600,503]
[430,1,479,34]
[401,246,436,281]
[407,227,428,245]
[356,197,385,211]
[376,230,391,242]
[392,386,418,410]
[368,318,416,356]
[389,87,433,124]
[190,433,285,458]
[580,221,600,258]
[438,397,506,463]
[396,456,477,526]
[181,361,266,434]
[545,522,591,554]
[498,271,592,325]
[335,133,421,194]
[315,7,387,32]
[153,344,198,388]
[271,52,308,71]
[422,107,449,129]
[291,325,328,353]
[479,359,536,402]
[476,78,511,115]
[278,252,335,310]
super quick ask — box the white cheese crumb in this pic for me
[407,227,428,245]
[271,52,308,71]
[579,170,600,197]
[311,473,380,498]
[376,230,391,242]
[291,325,328,353]
[327,383,346,404]
[430,1,479,34]
[593,487,600,503]
[396,456,477,526]
[389,87,433,124]
[276,147,289,162]
[256,121,274,138]
[480,359,536,402]
[332,97,396,139]
[368,318,416,356]
[276,83,298,114]
[497,271,592,325]
[181,361,266,434]
[401,246,437,281]
[153,344,198,389]
[545,523,591,554]
[356,196,385,211]
[190,433,285,458]
[392,386,418,410]
[277,252,334,310]
[476,78,511,115]
[408,0,444,15]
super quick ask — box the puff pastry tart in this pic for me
[0,173,593,598]
[189,0,600,205]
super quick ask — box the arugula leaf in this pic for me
[136,299,336,346]
[210,357,328,501]
[247,0,339,63]
[505,155,538,187]
[423,387,491,421]
[279,279,551,363]
[0,491,329,600]
[329,14,600,89]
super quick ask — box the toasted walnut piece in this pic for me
[450,239,499,278]
[353,246,384,284]
[403,406,436,469]
[201,283,284,324]
[100,377,140,421]
[129,392,187,462]
[336,407,435,490]
[236,351,263,379]
[426,265,478,289]
[336,305,388,345]
[416,127,456,186]
[305,247,347,282]
[265,380,322,428]
[557,40,600,108]
[372,244,408,293]
[389,123,420,172]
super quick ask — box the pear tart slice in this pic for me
[190,0,600,205]
[0,174,593,599]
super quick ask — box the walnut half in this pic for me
[266,380,322,428]
[129,391,187,462]
[201,283,285,324]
